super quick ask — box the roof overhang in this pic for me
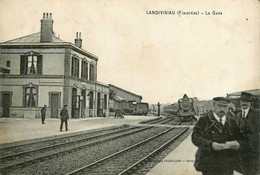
[227,89,260,98]
[113,95,125,102]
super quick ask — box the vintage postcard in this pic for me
[0,0,259,174]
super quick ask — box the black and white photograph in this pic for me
[0,0,259,174]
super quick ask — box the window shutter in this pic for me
[20,55,26,74]
[81,61,84,79]
[86,62,88,80]
[89,64,92,81]
[71,57,74,76]
[37,55,43,75]
[76,59,79,78]
[81,61,83,78]
[75,59,78,77]
[91,65,95,81]
[94,65,97,81]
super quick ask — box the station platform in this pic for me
[0,116,242,175]
[147,129,242,175]
[0,115,154,145]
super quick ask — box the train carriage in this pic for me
[109,100,149,116]
[131,102,149,115]
[163,103,178,115]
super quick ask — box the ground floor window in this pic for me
[24,84,37,107]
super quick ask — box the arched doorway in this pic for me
[97,92,103,117]
[89,91,94,117]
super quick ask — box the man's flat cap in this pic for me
[213,97,231,105]
[240,92,252,102]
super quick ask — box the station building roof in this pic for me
[0,32,98,61]
[1,32,65,44]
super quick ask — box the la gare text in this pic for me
[146,11,223,16]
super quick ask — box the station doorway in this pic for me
[2,92,11,117]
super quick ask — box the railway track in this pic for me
[156,117,176,124]
[145,117,176,124]
[0,125,153,173]
[144,117,167,124]
[178,120,193,125]
[144,116,183,126]
[67,126,189,175]
[1,126,169,175]
[0,125,129,157]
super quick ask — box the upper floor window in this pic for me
[71,57,79,78]
[81,60,88,80]
[89,64,95,81]
[20,52,42,75]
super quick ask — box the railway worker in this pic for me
[60,105,69,132]
[192,97,241,175]
[235,92,260,175]
[41,105,47,124]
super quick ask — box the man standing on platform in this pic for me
[60,105,69,132]
[236,92,260,175]
[41,105,47,124]
[192,97,240,175]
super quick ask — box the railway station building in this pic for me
[108,84,143,115]
[0,13,110,119]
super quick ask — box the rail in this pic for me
[66,126,188,175]
[0,126,152,172]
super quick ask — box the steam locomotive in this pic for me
[164,94,196,122]
[177,94,196,121]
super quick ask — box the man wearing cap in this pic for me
[192,97,240,175]
[236,92,260,175]
[60,105,69,132]
[41,105,47,124]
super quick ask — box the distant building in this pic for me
[0,13,109,118]
[108,84,143,115]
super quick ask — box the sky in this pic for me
[0,0,259,104]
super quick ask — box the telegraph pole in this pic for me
[157,102,161,117]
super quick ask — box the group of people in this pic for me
[41,105,69,132]
[192,92,259,175]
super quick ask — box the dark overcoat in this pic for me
[192,112,240,172]
[236,108,260,174]
[60,108,69,121]
[41,107,46,115]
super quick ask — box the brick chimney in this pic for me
[40,13,53,42]
[75,32,82,48]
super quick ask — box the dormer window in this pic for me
[20,52,42,75]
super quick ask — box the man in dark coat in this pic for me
[192,97,241,175]
[60,105,69,132]
[41,105,47,124]
[236,92,260,175]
